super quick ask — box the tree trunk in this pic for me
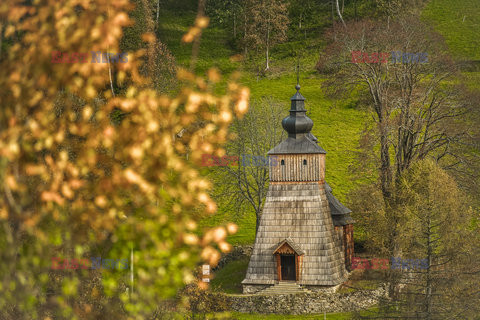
[377,103,397,299]
[331,0,335,28]
[0,19,4,58]
[381,139,392,198]
[156,0,160,26]
[244,11,247,56]
[233,12,236,38]
[265,13,270,71]
[265,46,269,71]
[0,22,3,58]
[255,212,261,234]
[335,0,347,29]
[354,0,357,20]
[107,54,115,97]
[375,100,392,200]
[425,214,433,319]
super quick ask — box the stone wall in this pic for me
[242,284,270,294]
[227,285,386,315]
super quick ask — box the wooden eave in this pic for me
[273,238,305,256]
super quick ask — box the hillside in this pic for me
[422,0,480,61]
[158,0,480,246]
[158,1,372,245]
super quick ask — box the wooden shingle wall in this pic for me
[242,183,348,287]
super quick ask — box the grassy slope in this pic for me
[197,87,367,244]
[198,70,369,244]
[157,10,240,75]
[422,0,480,90]
[157,7,370,246]
[422,0,480,61]
[158,0,480,246]
[211,257,250,294]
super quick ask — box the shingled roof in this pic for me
[325,182,355,226]
[267,136,326,154]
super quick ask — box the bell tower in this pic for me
[269,84,326,183]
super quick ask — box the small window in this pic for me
[303,159,307,165]
[281,159,285,166]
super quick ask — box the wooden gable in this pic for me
[273,238,304,256]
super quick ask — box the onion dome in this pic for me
[281,84,314,139]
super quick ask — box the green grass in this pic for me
[158,10,240,75]
[211,257,249,294]
[167,311,364,319]
[422,0,480,91]
[422,0,480,61]
[168,309,379,320]
[198,70,369,246]
[198,71,369,245]
[206,306,379,319]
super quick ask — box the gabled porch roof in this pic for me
[273,237,305,255]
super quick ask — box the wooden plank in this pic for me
[276,254,281,281]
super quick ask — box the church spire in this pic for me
[281,84,314,139]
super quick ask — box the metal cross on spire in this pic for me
[295,55,300,91]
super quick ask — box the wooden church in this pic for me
[242,84,354,294]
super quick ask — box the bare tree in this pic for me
[319,16,475,198]
[318,16,478,297]
[210,98,286,232]
[122,0,177,93]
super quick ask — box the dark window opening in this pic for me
[303,159,307,165]
[281,159,285,166]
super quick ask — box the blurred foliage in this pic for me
[0,0,249,318]
[121,0,177,93]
